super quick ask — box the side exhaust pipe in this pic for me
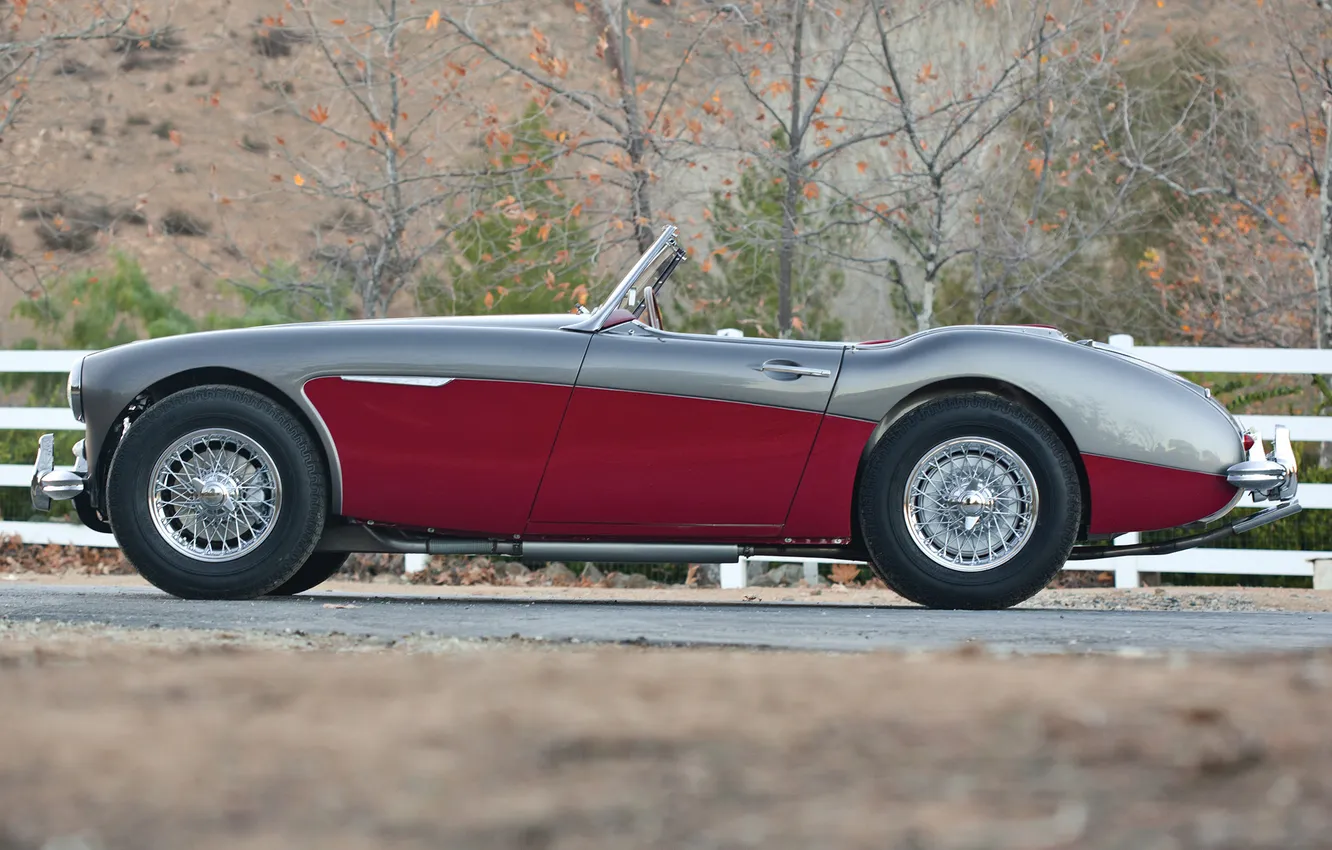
[316,524,860,563]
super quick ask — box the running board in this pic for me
[1067,500,1302,561]
[315,524,851,563]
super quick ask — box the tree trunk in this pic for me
[777,0,807,338]
[916,273,935,333]
[596,0,654,254]
[1315,103,1332,467]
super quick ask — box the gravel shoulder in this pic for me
[7,569,1332,612]
[1,619,1331,850]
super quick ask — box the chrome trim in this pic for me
[299,383,344,514]
[38,470,85,501]
[67,356,85,422]
[31,433,88,510]
[757,361,833,378]
[562,225,680,333]
[72,439,88,476]
[1225,425,1299,503]
[641,283,662,330]
[31,433,54,513]
[339,375,454,387]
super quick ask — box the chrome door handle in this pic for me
[757,361,831,378]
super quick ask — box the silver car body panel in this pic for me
[580,323,845,413]
[832,325,1245,474]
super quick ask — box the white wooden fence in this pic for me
[3,341,1329,589]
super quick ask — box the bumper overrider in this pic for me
[1070,424,1301,561]
[1225,424,1299,503]
[31,433,88,512]
[31,356,92,514]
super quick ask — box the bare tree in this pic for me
[1111,0,1332,351]
[196,0,504,319]
[438,0,724,267]
[701,0,889,336]
[845,0,1140,334]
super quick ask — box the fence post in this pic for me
[404,553,428,575]
[1106,333,1142,588]
[802,560,820,586]
[720,556,748,589]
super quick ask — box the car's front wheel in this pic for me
[857,393,1081,610]
[105,385,328,600]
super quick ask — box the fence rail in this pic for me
[1,340,1327,588]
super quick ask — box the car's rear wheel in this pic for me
[857,393,1080,610]
[105,385,327,600]
[267,551,351,596]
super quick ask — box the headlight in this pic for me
[67,358,84,423]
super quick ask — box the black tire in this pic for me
[267,551,351,596]
[857,393,1080,610]
[105,385,328,600]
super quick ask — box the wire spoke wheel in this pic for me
[903,436,1038,573]
[148,427,282,562]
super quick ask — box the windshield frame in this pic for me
[561,225,686,332]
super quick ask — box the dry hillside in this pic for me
[0,0,1254,345]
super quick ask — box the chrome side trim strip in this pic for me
[339,375,454,387]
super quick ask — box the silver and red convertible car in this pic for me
[32,226,1300,609]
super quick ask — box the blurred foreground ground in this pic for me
[2,615,1332,850]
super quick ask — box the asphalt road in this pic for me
[5,584,1332,653]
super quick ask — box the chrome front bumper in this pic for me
[30,433,87,512]
[1225,425,1298,503]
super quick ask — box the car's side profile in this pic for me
[32,226,1301,609]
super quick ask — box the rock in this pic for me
[690,564,720,588]
[745,561,769,583]
[494,561,529,580]
[580,564,605,585]
[772,564,806,586]
[749,564,805,587]
[606,571,651,589]
[539,562,577,586]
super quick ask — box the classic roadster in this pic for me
[31,225,1300,609]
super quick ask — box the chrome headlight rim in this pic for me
[67,357,84,423]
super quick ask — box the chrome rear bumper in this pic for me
[1226,425,1298,503]
[30,433,87,512]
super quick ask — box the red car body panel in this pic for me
[1081,453,1238,535]
[303,376,572,535]
[528,387,824,536]
[782,415,878,541]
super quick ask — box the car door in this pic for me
[301,321,592,536]
[528,323,846,538]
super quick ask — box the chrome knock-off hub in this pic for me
[904,437,1038,572]
[148,428,283,563]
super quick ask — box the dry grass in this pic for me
[159,209,211,237]
[250,20,308,58]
